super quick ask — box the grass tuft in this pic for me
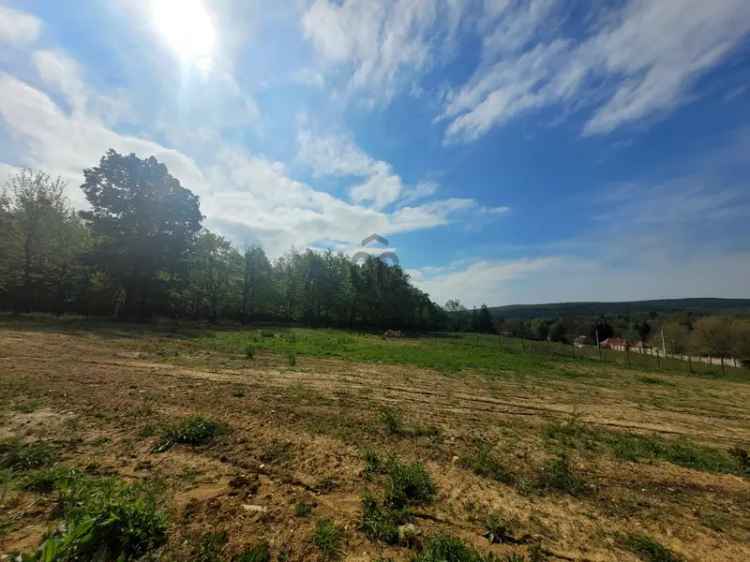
[0,440,56,472]
[234,541,271,562]
[294,501,313,518]
[312,518,344,560]
[410,534,499,562]
[619,533,684,562]
[153,416,224,452]
[536,453,585,496]
[384,458,436,509]
[360,492,409,545]
[462,438,514,484]
[380,407,404,435]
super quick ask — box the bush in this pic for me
[483,511,515,544]
[153,416,224,452]
[295,502,313,517]
[22,467,75,494]
[29,474,167,561]
[312,519,343,561]
[410,535,496,562]
[380,407,404,435]
[196,531,228,562]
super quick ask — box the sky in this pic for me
[1,0,750,308]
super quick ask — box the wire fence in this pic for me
[496,335,748,377]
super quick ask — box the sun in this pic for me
[152,0,216,72]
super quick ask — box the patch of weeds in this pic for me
[312,518,344,561]
[28,473,167,561]
[245,344,255,360]
[636,376,675,387]
[535,453,585,496]
[22,466,74,494]
[295,501,313,518]
[483,511,516,544]
[699,510,732,533]
[728,447,750,473]
[380,407,404,435]
[13,398,42,413]
[545,421,743,475]
[360,492,410,545]
[234,542,271,562]
[384,459,436,509]
[259,440,293,465]
[138,423,158,438]
[196,531,228,562]
[619,533,684,562]
[462,438,514,484]
[287,349,297,367]
[0,439,56,471]
[153,416,224,452]
[363,449,383,478]
[410,534,497,562]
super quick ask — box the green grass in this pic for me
[312,519,344,561]
[619,533,684,562]
[535,453,586,496]
[152,416,225,452]
[234,542,271,562]
[544,420,745,475]
[190,328,556,376]
[195,531,228,562]
[410,535,499,562]
[383,458,436,509]
[360,492,409,545]
[294,501,313,517]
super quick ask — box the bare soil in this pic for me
[1,327,749,561]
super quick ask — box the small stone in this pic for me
[242,504,267,513]
[451,455,460,464]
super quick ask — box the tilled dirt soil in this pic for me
[1,327,749,561]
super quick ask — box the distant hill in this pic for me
[487,298,750,320]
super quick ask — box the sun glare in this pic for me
[152,0,216,72]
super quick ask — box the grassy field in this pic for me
[1,316,749,561]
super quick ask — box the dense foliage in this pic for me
[0,152,444,330]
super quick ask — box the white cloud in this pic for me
[302,0,464,104]
[442,0,750,142]
[297,129,457,209]
[0,4,41,46]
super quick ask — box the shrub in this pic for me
[312,519,343,561]
[30,474,167,561]
[0,440,56,471]
[235,541,271,562]
[483,511,515,544]
[22,467,75,494]
[153,416,224,452]
[619,533,684,562]
[363,449,383,477]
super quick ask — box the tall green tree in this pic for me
[80,150,203,319]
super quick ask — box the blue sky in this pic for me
[1,0,750,307]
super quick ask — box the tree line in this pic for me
[0,150,445,330]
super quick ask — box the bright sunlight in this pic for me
[151,0,216,72]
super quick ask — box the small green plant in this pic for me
[462,439,514,484]
[13,399,42,413]
[22,466,75,494]
[728,447,749,473]
[380,407,404,435]
[295,501,313,517]
[245,344,255,360]
[619,533,684,562]
[536,453,585,496]
[411,534,495,562]
[363,449,383,477]
[153,416,224,452]
[312,519,343,561]
[483,511,515,544]
[234,541,271,562]
[360,492,408,545]
[0,440,56,471]
[28,473,167,561]
[287,349,297,367]
[384,459,436,509]
[196,531,228,562]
